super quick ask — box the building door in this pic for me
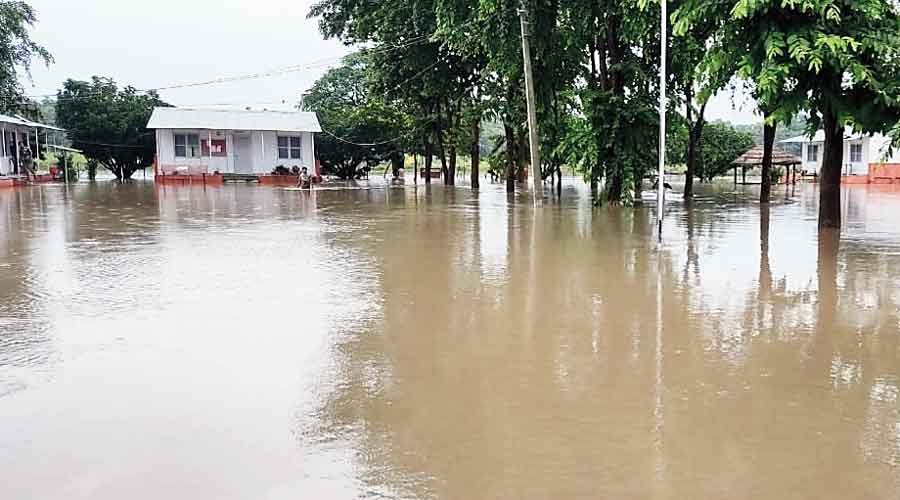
[234,134,253,173]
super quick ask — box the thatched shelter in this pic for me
[731,144,802,185]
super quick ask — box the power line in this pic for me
[21,35,436,103]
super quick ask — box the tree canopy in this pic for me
[55,77,167,180]
[306,0,900,220]
[302,54,413,179]
[0,1,51,116]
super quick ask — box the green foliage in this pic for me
[301,54,413,179]
[55,77,167,180]
[698,121,755,181]
[307,0,900,214]
[0,1,51,115]
[667,119,754,180]
[55,151,79,181]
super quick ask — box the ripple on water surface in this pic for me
[1,181,900,499]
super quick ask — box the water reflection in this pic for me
[1,181,900,499]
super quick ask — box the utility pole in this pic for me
[657,0,667,238]
[519,1,542,201]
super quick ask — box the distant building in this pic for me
[781,130,900,176]
[147,107,321,179]
[0,114,63,177]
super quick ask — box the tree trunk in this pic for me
[470,116,480,189]
[684,106,707,199]
[633,165,643,204]
[607,164,623,203]
[760,119,776,203]
[819,107,843,228]
[516,127,528,183]
[391,153,403,178]
[435,125,448,183]
[447,144,456,186]
[684,87,695,199]
[556,165,562,197]
[424,133,432,185]
[504,123,515,193]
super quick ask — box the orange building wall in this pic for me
[868,164,900,184]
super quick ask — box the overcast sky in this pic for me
[25,0,760,124]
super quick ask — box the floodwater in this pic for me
[2,180,900,499]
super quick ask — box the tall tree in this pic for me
[0,1,51,114]
[301,54,412,179]
[728,0,900,227]
[55,77,166,180]
[670,0,730,200]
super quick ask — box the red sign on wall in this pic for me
[201,139,227,157]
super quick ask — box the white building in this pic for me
[147,108,321,176]
[0,114,63,176]
[780,129,900,177]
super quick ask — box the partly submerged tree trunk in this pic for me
[447,144,456,186]
[684,87,695,200]
[516,127,528,183]
[423,133,433,185]
[435,124,448,183]
[504,123,516,193]
[606,164,623,204]
[684,90,707,200]
[819,107,843,228]
[556,165,562,197]
[391,152,403,178]
[760,119,776,203]
[470,116,480,189]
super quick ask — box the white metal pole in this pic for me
[657,0,667,238]
[64,151,69,185]
[35,128,40,173]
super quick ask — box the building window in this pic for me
[850,143,863,163]
[278,136,302,159]
[807,144,819,162]
[174,133,200,158]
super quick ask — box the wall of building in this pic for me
[157,129,235,174]
[0,126,33,176]
[798,136,884,176]
[156,129,315,175]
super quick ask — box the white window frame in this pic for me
[174,133,201,159]
[277,135,303,160]
[850,143,863,163]
[807,144,819,162]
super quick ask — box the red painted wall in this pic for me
[868,164,900,184]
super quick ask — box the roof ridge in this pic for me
[155,106,313,115]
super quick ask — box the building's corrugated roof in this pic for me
[780,129,862,144]
[146,107,322,133]
[0,113,65,131]
[0,113,31,127]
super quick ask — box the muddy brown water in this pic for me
[1,180,900,499]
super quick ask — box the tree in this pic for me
[670,0,731,200]
[727,0,900,226]
[697,121,755,181]
[55,77,166,181]
[0,1,51,114]
[301,54,412,179]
